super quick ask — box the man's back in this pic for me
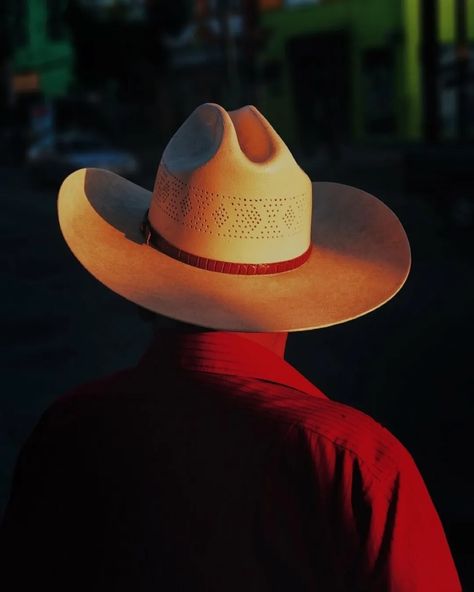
[0,332,461,591]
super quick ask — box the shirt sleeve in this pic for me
[353,434,462,591]
[256,423,462,591]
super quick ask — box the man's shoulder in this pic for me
[280,395,418,505]
[192,372,409,473]
[213,375,411,487]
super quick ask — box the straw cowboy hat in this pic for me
[57,103,411,332]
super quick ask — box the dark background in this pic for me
[1,0,473,587]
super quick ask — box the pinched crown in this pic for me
[148,103,312,265]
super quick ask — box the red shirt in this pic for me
[0,331,461,591]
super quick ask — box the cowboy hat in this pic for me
[57,103,410,332]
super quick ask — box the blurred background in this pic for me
[1,0,473,586]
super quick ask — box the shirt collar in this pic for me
[137,330,327,400]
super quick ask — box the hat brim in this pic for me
[57,168,411,331]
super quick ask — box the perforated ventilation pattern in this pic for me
[153,164,309,239]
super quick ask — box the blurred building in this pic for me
[76,0,147,21]
[3,0,73,102]
[0,0,74,161]
[258,0,474,148]
[3,0,472,156]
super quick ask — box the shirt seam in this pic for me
[302,424,399,504]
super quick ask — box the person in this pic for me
[0,103,461,591]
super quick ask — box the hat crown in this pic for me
[163,102,285,169]
[149,103,312,265]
